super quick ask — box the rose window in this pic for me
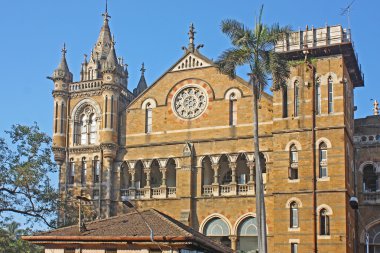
[173,86,207,119]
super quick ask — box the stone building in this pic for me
[50,6,365,253]
[353,106,380,253]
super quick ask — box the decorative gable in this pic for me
[170,53,212,72]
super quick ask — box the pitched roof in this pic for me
[23,209,232,253]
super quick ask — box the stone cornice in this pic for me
[52,90,69,98]
[69,145,101,154]
[70,90,102,98]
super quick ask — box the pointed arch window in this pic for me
[290,202,299,228]
[69,158,75,185]
[54,102,58,133]
[319,142,328,178]
[363,164,377,192]
[294,80,300,117]
[145,103,152,133]
[74,106,98,146]
[110,95,114,129]
[282,86,288,118]
[289,144,299,180]
[81,157,87,186]
[229,93,237,126]
[328,77,333,113]
[93,156,100,184]
[316,77,321,115]
[80,114,88,144]
[60,102,65,134]
[320,209,330,235]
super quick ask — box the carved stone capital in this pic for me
[100,143,118,159]
[52,90,69,98]
[52,147,66,164]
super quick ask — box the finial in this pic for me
[102,0,111,22]
[140,63,146,76]
[112,34,115,46]
[374,100,379,115]
[61,43,67,56]
[188,23,195,52]
[83,54,88,63]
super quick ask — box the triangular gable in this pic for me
[170,52,212,72]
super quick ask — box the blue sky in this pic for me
[0,0,377,136]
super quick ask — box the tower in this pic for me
[50,5,134,224]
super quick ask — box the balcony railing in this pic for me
[202,184,255,197]
[362,192,380,204]
[120,187,177,200]
[168,187,176,197]
[203,185,213,196]
[69,80,102,92]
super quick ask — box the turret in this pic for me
[49,44,72,165]
[133,63,148,97]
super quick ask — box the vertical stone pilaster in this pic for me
[229,235,237,252]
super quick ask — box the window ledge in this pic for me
[288,179,300,183]
[318,235,331,240]
[288,227,300,232]
[317,177,330,182]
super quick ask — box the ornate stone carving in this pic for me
[173,85,207,119]
[69,146,101,153]
[70,90,102,98]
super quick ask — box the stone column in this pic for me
[229,235,238,252]
[129,168,136,188]
[212,164,219,184]
[230,162,237,184]
[247,160,255,195]
[247,161,255,183]
[144,169,151,188]
[229,162,237,195]
[160,168,167,187]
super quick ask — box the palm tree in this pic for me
[216,6,290,253]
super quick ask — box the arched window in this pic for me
[60,102,65,134]
[93,156,100,184]
[282,86,288,118]
[363,164,377,192]
[69,158,75,185]
[237,217,258,252]
[290,202,299,228]
[75,107,98,146]
[319,142,328,178]
[328,77,333,113]
[294,80,300,117]
[89,114,97,144]
[110,95,114,129]
[145,103,152,133]
[366,223,380,252]
[80,114,87,145]
[203,217,231,247]
[54,102,58,133]
[81,157,87,186]
[315,77,321,115]
[229,93,237,126]
[320,209,330,235]
[289,144,299,180]
[104,96,108,128]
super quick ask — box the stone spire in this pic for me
[52,43,73,82]
[133,63,148,97]
[104,37,118,71]
[94,1,113,62]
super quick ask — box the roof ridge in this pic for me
[149,209,194,236]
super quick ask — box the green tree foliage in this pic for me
[0,123,58,229]
[0,221,43,253]
[216,6,291,253]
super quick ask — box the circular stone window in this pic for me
[172,85,208,119]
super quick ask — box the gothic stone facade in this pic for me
[51,12,364,253]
